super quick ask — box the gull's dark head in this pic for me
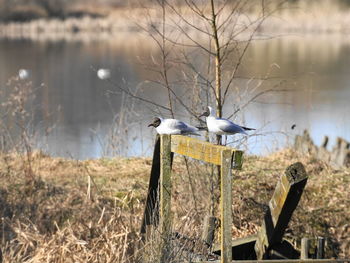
[199,106,210,118]
[148,117,162,128]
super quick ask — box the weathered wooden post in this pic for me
[160,134,172,262]
[221,149,233,263]
[301,237,310,259]
[316,237,325,259]
[140,136,161,237]
[254,162,308,259]
[331,137,350,168]
[141,135,175,242]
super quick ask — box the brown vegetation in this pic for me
[0,148,349,262]
[0,0,112,22]
[2,0,350,36]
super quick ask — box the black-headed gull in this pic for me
[148,117,200,135]
[200,106,255,135]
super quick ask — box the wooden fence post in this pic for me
[221,149,233,263]
[140,135,160,237]
[202,215,217,247]
[160,134,172,262]
[301,237,309,259]
[316,237,325,259]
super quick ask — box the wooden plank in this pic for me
[255,162,308,259]
[212,234,257,260]
[269,162,308,242]
[212,236,300,261]
[160,134,172,262]
[220,149,233,263]
[229,234,258,247]
[171,135,243,168]
[193,260,350,263]
[268,240,300,259]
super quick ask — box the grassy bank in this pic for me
[0,148,349,262]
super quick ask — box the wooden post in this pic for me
[160,134,172,262]
[321,136,329,148]
[220,149,233,263]
[301,237,309,259]
[140,135,161,237]
[255,162,308,259]
[141,136,175,239]
[202,215,217,247]
[316,237,325,259]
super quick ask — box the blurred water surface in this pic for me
[0,34,349,159]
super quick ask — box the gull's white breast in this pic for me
[207,117,226,134]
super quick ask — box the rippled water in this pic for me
[1,34,349,159]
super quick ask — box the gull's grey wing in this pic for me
[173,120,189,130]
[165,119,199,134]
[215,119,246,134]
[177,121,200,135]
[175,120,200,135]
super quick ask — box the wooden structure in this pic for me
[254,162,308,259]
[295,130,350,168]
[141,135,243,263]
[141,134,349,263]
[212,162,308,260]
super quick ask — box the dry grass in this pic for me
[0,1,110,22]
[0,148,349,262]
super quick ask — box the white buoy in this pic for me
[97,69,111,80]
[18,69,30,80]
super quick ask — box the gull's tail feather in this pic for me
[196,126,208,131]
[241,126,255,131]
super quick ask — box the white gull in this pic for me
[148,117,200,135]
[200,106,255,135]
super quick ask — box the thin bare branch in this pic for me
[183,0,211,21]
[227,81,290,119]
[165,1,212,36]
[222,17,269,103]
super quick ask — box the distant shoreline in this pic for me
[2,6,350,41]
[0,16,139,41]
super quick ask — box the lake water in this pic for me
[1,34,350,159]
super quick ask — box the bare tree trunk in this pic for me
[161,0,174,118]
[210,0,223,220]
[210,0,222,120]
